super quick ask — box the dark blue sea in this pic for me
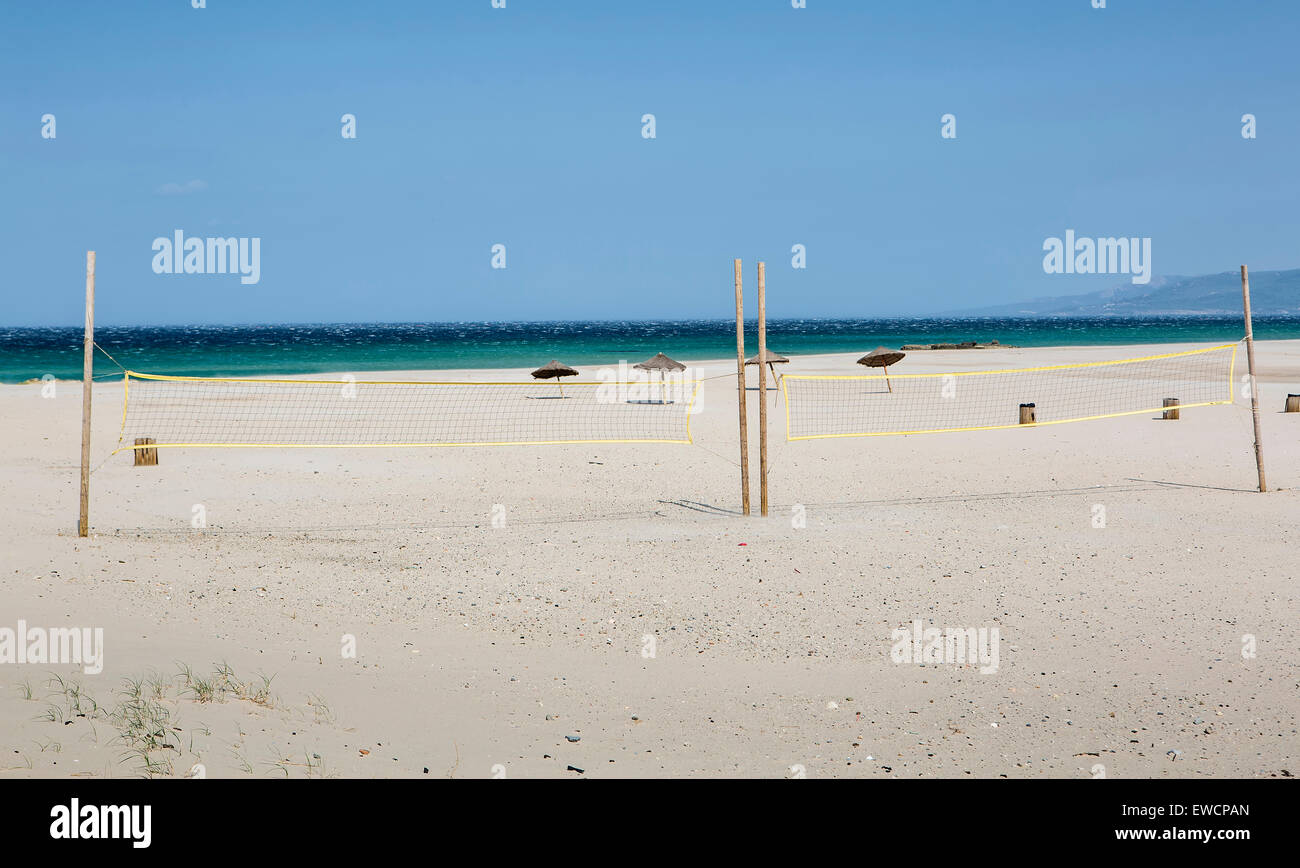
[1,317,1296,383]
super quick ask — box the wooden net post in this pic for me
[1241,265,1267,492]
[757,261,768,517]
[78,251,94,538]
[734,259,750,515]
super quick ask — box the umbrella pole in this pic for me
[885,365,892,393]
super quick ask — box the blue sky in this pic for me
[2,0,1297,325]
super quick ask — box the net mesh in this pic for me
[117,373,700,450]
[782,344,1237,440]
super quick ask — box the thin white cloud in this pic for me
[157,179,208,195]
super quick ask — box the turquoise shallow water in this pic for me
[1,317,1296,383]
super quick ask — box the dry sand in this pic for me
[1,341,1297,778]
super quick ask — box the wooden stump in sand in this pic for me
[1018,403,1036,425]
[133,437,158,466]
[1162,398,1180,420]
[1286,394,1300,413]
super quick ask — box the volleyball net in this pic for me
[115,372,701,451]
[781,343,1237,440]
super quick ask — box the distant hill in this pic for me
[949,269,1300,316]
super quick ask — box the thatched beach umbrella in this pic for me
[634,352,686,403]
[857,346,906,392]
[531,359,579,397]
[744,350,789,388]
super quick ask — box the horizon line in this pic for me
[3,312,1290,330]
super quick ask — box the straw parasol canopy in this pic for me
[634,352,686,374]
[634,352,686,404]
[531,359,579,396]
[531,360,579,379]
[744,350,789,367]
[858,346,905,368]
[856,346,906,392]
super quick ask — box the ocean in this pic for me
[2,317,1297,383]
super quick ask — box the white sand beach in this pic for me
[1,340,1297,778]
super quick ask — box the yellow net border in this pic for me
[115,371,702,452]
[781,343,1238,440]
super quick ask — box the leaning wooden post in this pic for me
[734,259,750,516]
[1241,265,1267,492]
[78,251,95,537]
[757,261,769,517]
